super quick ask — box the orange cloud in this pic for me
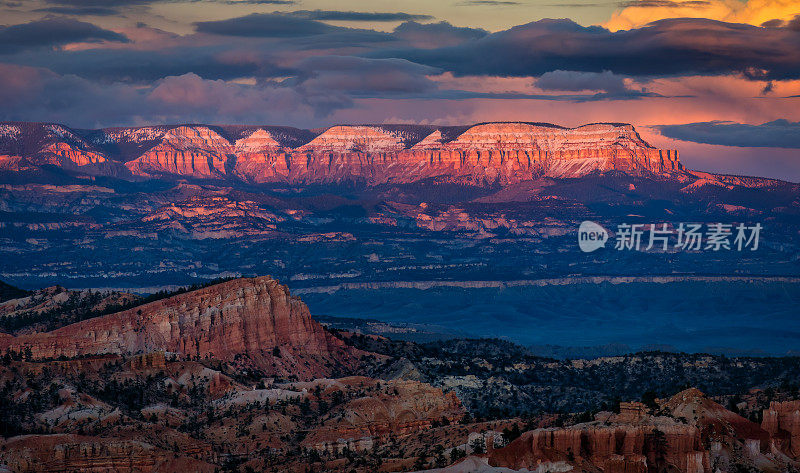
[605,0,800,31]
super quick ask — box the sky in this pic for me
[0,0,799,180]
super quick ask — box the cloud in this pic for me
[762,13,800,30]
[147,73,318,122]
[195,13,339,37]
[606,0,800,31]
[656,119,800,148]
[290,56,439,96]
[393,21,487,48]
[0,64,329,127]
[34,6,120,15]
[40,0,294,4]
[0,18,128,54]
[193,12,395,48]
[12,45,281,83]
[42,0,151,5]
[536,70,630,93]
[0,63,147,126]
[286,10,434,22]
[386,18,800,81]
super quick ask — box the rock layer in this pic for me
[489,423,709,473]
[0,277,364,379]
[0,121,681,185]
[0,434,215,473]
[762,400,800,459]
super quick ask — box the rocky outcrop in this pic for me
[488,388,790,473]
[305,377,464,452]
[762,400,800,459]
[665,388,769,445]
[0,277,366,379]
[0,121,682,185]
[0,123,125,176]
[265,122,682,185]
[0,434,215,473]
[489,422,710,473]
[126,126,231,178]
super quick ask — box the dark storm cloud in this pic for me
[195,13,341,37]
[393,21,487,47]
[400,89,660,101]
[41,0,153,5]
[762,14,800,31]
[385,18,800,81]
[1,8,798,130]
[290,56,439,95]
[0,64,327,127]
[194,13,394,45]
[287,10,434,22]
[15,46,290,83]
[34,6,119,15]
[41,0,294,5]
[0,18,128,54]
[656,120,800,149]
[536,70,629,93]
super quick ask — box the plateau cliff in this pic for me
[0,121,681,185]
[0,277,366,379]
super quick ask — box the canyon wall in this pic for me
[0,122,682,185]
[0,277,365,379]
[762,400,800,459]
[489,423,709,473]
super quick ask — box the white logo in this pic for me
[578,221,608,253]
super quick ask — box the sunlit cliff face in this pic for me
[0,0,799,180]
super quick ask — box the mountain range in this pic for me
[0,121,681,184]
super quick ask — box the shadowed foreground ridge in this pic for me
[0,121,681,184]
[0,277,364,380]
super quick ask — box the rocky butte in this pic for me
[0,122,681,185]
[0,277,366,380]
[487,388,791,473]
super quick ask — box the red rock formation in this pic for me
[665,388,769,447]
[0,434,215,473]
[0,277,366,380]
[126,126,231,178]
[488,389,784,473]
[304,377,464,452]
[489,423,710,473]
[762,400,800,459]
[270,123,682,185]
[0,121,682,184]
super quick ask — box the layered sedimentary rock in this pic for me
[665,387,769,445]
[0,121,682,185]
[488,388,790,473]
[762,400,800,459]
[489,423,709,473]
[0,434,215,473]
[126,126,232,178]
[0,277,364,379]
[303,377,464,452]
